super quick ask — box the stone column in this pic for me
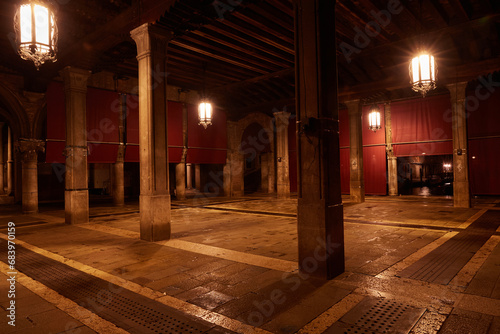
[7,126,13,195]
[224,121,244,197]
[195,164,201,191]
[113,94,126,206]
[131,23,173,241]
[274,111,290,198]
[175,161,186,200]
[61,67,91,224]
[0,123,4,194]
[16,139,44,213]
[295,0,344,279]
[384,103,398,196]
[447,82,470,208]
[186,163,193,189]
[260,152,274,194]
[175,103,188,200]
[345,99,365,203]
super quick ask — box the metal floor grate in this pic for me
[0,239,232,334]
[323,297,425,334]
[399,210,500,285]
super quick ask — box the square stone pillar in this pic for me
[260,152,274,194]
[0,123,4,194]
[175,103,188,200]
[274,111,290,198]
[447,82,470,208]
[186,163,193,189]
[131,23,173,241]
[16,139,44,213]
[175,162,186,200]
[384,103,398,196]
[61,67,91,224]
[224,120,244,197]
[7,126,13,196]
[345,99,365,203]
[195,164,201,191]
[113,94,127,206]
[294,0,344,279]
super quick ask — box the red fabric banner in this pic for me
[45,141,65,164]
[363,145,387,195]
[186,103,227,164]
[87,144,119,164]
[339,108,349,147]
[124,97,185,163]
[86,88,120,144]
[340,148,350,194]
[393,141,453,157]
[468,87,500,138]
[391,94,452,144]
[469,138,500,195]
[46,82,65,140]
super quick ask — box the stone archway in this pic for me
[225,112,275,197]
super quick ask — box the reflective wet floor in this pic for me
[0,194,499,333]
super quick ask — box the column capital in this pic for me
[345,99,362,115]
[273,111,291,120]
[15,138,45,161]
[60,67,91,93]
[130,23,174,60]
[446,82,468,102]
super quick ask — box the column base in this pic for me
[350,181,365,203]
[140,194,171,241]
[65,190,89,224]
[297,199,344,280]
[453,181,470,208]
[175,163,186,200]
[277,184,290,199]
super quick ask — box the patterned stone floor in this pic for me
[0,193,499,333]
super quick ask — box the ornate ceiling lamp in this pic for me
[368,104,381,132]
[198,63,213,129]
[14,1,57,69]
[409,0,437,97]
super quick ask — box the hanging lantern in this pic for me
[368,105,381,132]
[13,1,57,69]
[198,101,213,129]
[410,52,437,97]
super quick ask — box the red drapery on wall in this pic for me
[124,97,184,163]
[288,114,297,193]
[469,138,500,195]
[339,108,350,194]
[186,103,227,164]
[468,88,500,195]
[363,146,387,195]
[340,148,350,194]
[391,94,452,157]
[85,88,120,163]
[46,83,122,163]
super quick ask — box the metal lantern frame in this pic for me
[409,52,437,97]
[198,100,213,129]
[13,0,58,69]
[368,104,382,132]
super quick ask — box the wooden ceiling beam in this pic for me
[218,17,294,54]
[181,32,292,68]
[208,68,294,93]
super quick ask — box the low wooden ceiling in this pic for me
[0,0,499,120]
